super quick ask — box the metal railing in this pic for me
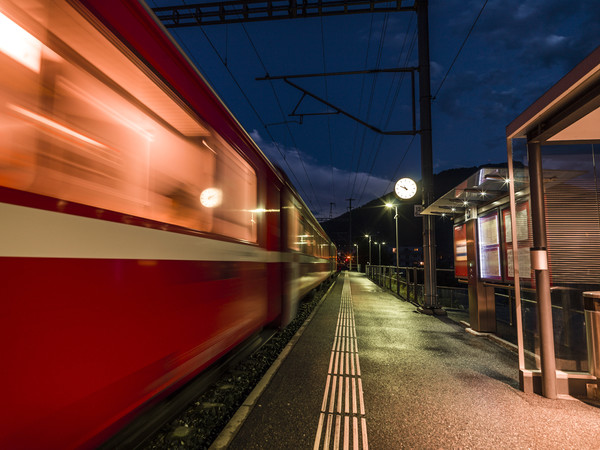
[364,265,467,310]
[364,265,589,372]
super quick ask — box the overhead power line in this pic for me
[151,0,319,209]
[199,26,317,208]
[239,24,323,213]
[320,16,336,214]
[432,0,489,101]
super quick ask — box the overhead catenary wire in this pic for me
[356,23,418,206]
[345,13,376,200]
[381,134,417,197]
[153,0,424,217]
[432,0,489,101]
[320,16,336,212]
[348,13,390,201]
[198,26,318,209]
[361,0,489,202]
[152,0,322,213]
[239,23,324,213]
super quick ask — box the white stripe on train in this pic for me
[0,202,331,263]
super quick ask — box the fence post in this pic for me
[413,267,418,304]
[509,288,513,326]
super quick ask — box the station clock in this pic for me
[394,177,417,199]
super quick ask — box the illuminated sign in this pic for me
[478,211,502,280]
[453,224,468,278]
[503,203,532,280]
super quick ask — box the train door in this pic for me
[266,180,282,323]
[281,189,302,326]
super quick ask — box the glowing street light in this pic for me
[354,243,359,272]
[364,234,372,266]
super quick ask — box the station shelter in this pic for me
[424,45,600,400]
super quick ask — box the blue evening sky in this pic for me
[147,0,600,219]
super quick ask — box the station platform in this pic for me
[212,271,600,449]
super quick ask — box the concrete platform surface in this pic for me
[218,272,600,449]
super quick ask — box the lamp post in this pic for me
[386,203,399,293]
[365,234,372,266]
[377,242,385,265]
[354,243,359,272]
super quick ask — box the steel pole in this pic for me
[417,0,438,309]
[528,141,557,399]
[395,207,399,293]
[394,207,399,269]
[507,140,526,372]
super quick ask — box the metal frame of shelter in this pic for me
[421,45,600,399]
[152,0,441,310]
[506,45,600,399]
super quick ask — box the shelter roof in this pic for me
[506,46,600,144]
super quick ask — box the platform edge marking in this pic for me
[209,277,337,449]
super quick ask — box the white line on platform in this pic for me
[211,280,337,450]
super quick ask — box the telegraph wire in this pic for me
[345,13,376,201]
[432,0,489,101]
[378,14,416,128]
[320,16,336,214]
[150,0,317,209]
[356,24,418,206]
[198,26,316,208]
[239,23,323,213]
[381,134,417,197]
[349,13,390,200]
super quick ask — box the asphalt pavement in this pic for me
[215,271,600,449]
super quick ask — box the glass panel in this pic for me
[510,139,599,371]
[510,137,539,370]
[541,143,599,372]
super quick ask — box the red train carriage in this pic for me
[0,0,335,448]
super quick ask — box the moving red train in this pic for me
[0,0,336,447]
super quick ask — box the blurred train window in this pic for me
[0,1,258,242]
[208,135,258,242]
[287,201,301,252]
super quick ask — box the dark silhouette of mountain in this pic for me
[321,163,511,268]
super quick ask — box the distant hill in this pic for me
[321,163,510,268]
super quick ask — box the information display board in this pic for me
[453,224,468,278]
[503,202,532,280]
[478,211,502,280]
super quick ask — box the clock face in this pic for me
[394,178,417,199]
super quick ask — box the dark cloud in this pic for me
[250,130,391,218]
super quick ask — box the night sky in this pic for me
[148,0,600,219]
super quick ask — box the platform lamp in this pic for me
[364,234,372,266]
[354,243,359,272]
